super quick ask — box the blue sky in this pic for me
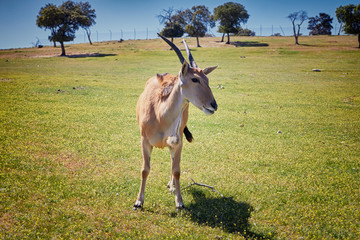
[0,0,356,49]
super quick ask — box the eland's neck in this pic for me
[159,77,189,123]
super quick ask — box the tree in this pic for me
[213,2,249,44]
[36,1,96,56]
[335,6,345,35]
[287,11,308,45]
[77,2,96,45]
[218,26,227,42]
[182,5,215,47]
[160,23,184,42]
[36,4,61,48]
[158,8,185,42]
[336,4,360,48]
[236,27,255,36]
[308,13,333,35]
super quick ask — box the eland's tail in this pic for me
[183,126,193,143]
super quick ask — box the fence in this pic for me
[36,24,344,47]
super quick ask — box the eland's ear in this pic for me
[156,73,163,83]
[203,66,218,75]
[181,60,189,76]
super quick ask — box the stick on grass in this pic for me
[183,178,224,197]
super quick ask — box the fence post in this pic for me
[280,26,285,36]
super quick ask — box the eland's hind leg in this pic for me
[134,137,153,210]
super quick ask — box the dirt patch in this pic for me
[0,78,12,82]
[343,96,359,106]
[57,153,87,173]
[0,212,16,232]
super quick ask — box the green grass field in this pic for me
[1,35,359,239]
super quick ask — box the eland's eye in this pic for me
[192,78,200,83]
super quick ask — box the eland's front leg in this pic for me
[169,144,184,209]
[134,137,153,210]
[167,175,175,193]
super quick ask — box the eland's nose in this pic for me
[211,100,218,111]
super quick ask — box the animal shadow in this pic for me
[185,189,272,239]
[232,41,269,47]
[66,53,117,58]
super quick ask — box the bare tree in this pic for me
[287,11,308,45]
[158,8,185,43]
[158,7,175,25]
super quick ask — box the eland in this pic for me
[134,34,218,209]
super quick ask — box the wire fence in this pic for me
[35,24,343,47]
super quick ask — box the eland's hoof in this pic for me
[133,205,143,211]
[176,204,185,211]
[133,201,143,211]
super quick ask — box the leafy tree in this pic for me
[160,23,184,42]
[336,4,360,48]
[218,26,227,42]
[236,27,255,36]
[287,10,308,45]
[335,6,346,35]
[77,2,96,45]
[36,1,96,56]
[37,4,61,48]
[213,2,249,44]
[182,5,215,47]
[308,13,333,35]
[158,8,185,42]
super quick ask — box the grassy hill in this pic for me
[0,35,359,239]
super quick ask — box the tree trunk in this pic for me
[295,35,299,45]
[358,34,360,48]
[196,36,200,47]
[221,33,225,42]
[169,37,174,50]
[292,22,298,45]
[86,29,92,45]
[88,36,93,45]
[226,33,230,44]
[60,42,66,56]
[53,41,56,47]
[338,23,342,35]
[296,24,301,45]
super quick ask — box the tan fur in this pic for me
[137,73,188,149]
[157,73,176,100]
